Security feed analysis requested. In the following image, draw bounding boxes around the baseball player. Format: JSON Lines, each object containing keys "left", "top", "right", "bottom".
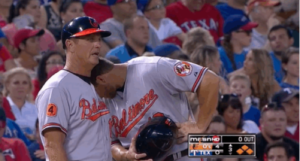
{"left": 35, "top": 16, "right": 112, "bottom": 161}
{"left": 90, "top": 57, "right": 219, "bottom": 161}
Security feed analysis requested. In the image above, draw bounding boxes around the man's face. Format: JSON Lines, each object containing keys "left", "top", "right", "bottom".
{"left": 22, "top": 36, "right": 40, "bottom": 55}
{"left": 269, "top": 29, "right": 293, "bottom": 53}
{"left": 128, "top": 17, "right": 149, "bottom": 46}
{"left": 261, "top": 110, "right": 287, "bottom": 140}
{"left": 95, "top": 74, "right": 117, "bottom": 99}
{"left": 267, "top": 147, "right": 290, "bottom": 161}
{"left": 70, "top": 34, "right": 102, "bottom": 67}
{"left": 113, "top": 0, "right": 137, "bottom": 18}
{"left": 282, "top": 97, "right": 299, "bottom": 123}
{"left": 185, "top": 0, "right": 205, "bottom": 11}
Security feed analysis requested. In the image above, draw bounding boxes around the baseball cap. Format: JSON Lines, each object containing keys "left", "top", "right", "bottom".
{"left": 61, "top": 16, "right": 111, "bottom": 49}
{"left": 247, "top": 0, "right": 281, "bottom": 13}
{"left": 153, "top": 44, "right": 181, "bottom": 57}
{"left": 271, "top": 88, "right": 299, "bottom": 104}
{"left": 0, "top": 108, "right": 6, "bottom": 128}
{"left": 223, "top": 14, "right": 258, "bottom": 35}
{"left": 13, "top": 28, "right": 45, "bottom": 48}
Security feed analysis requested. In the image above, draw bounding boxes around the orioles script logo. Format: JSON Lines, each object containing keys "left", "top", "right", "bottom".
{"left": 109, "top": 89, "right": 158, "bottom": 138}
{"left": 79, "top": 98, "right": 109, "bottom": 121}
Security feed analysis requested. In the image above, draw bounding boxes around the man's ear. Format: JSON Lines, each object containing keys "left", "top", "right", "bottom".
{"left": 65, "top": 39, "right": 75, "bottom": 53}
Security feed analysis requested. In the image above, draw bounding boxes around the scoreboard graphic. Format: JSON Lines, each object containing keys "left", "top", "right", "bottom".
{"left": 188, "top": 134, "right": 256, "bottom": 158}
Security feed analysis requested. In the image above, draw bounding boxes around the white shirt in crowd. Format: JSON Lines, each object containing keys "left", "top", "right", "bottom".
{"left": 149, "top": 18, "right": 182, "bottom": 41}
{"left": 243, "top": 120, "right": 260, "bottom": 134}
{"left": 7, "top": 96, "right": 38, "bottom": 135}
{"left": 244, "top": 29, "right": 267, "bottom": 51}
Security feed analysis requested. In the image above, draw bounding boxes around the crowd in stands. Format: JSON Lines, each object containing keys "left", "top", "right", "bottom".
{"left": 0, "top": 0, "right": 299, "bottom": 160}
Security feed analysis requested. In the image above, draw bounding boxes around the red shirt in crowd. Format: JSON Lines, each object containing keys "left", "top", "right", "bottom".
{"left": 0, "top": 44, "right": 13, "bottom": 72}
{"left": 2, "top": 97, "right": 15, "bottom": 121}
{"left": 83, "top": 1, "right": 113, "bottom": 24}
{"left": 0, "top": 138, "right": 31, "bottom": 161}
{"left": 166, "top": 2, "right": 224, "bottom": 44}
{"left": 285, "top": 123, "right": 299, "bottom": 143}
{"left": 32, "top": 79, "right": 40, "bottom": 101}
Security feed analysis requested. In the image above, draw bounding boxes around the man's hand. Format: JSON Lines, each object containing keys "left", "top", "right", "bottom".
{"left": 34, "top": 150, "right": 46, "bottom": 159}
{"left": 176, "top": 121, "right": 203, "bottom": 144}
{"left": 124, "top": 137, "right": 153, "bottom": 161}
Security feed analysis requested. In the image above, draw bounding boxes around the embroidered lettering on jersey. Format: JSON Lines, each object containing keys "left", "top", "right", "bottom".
{"left": 79, "top": 98, "right": 109, "bottom": 121}
{"left": 109, "top": 89, "right": 158, "bottom": 138}
{"left": 174, "top": 61, "right": 192, "bottom": 77}
{"left": 180, "top": 19, "right": 219, "bottom": 32}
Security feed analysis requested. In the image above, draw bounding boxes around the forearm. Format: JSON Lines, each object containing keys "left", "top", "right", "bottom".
{"left": 196, "top": 72, "right": 220, "bottom": 132}
{"left": 111, "top": 144, "right": 128, "bottom": 161}
{"left": 44, "top": 142, "right": 68, "bottom": 161}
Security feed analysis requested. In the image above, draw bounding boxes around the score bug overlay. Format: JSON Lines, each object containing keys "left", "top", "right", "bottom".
{"left": 188, "top": 134, "right": 256, "bottom": 158}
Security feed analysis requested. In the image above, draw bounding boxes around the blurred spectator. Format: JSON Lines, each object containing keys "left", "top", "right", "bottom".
{"left": 0, "top": 107, "right": 32, "bottom": 161}
{"left": 217, "top": 94, "right": 260, "bottom": 134}
{"left": 216, "top": 0, "right": 247, "bottom": 20}
{"left": 256, "top": 103, "right": 299, "bottom": 161}
{"left": 208, "top": 0, "right": 225, "bottom": 6}
{"left": 229, "top": 74, "right": 261, "bottom": 126}
{"left": 83, "top": 0, "right": 112, "bottom": 24}
{"left": 3, "top": 0, "right": 57, "bottom": 54}
{"left": 105, "top": 15, "right": 153, "bottom": 63}
{"left": 101, "top": 0, "right": 161, "bottom": 49}
{"left": 182, "top": 27, "right": 215, "bottom": 55}
{"left": 39, "top": 0, "right": 63, "bottom": 41}
{"left": 272, "top": 88, "right": 299, "bottom": 142}
{"left": 0, "top": 44, "right": 17, "bottom": 72}
{"left": 190, "top": 45, "right": 229, "bottom": 94}
{"left": 281, "top": 47, "right": 299, "bottom": 90}
{"left": 220, "top": 14, "right": 258, "bottom": 76}
{"left": 206, "top": 115, "right": 226, "bottom": 133}
{"left": 232, "top": 49, "right": 281, "bottom": 108}
{"left": 246, "top": 0, "right": 281, "bottom": 50}
{"left": 139, "top": 0, "right": 185, "bottom": 45}
{"left": 268, "top": 25, "right": 294, "bottom": 83}
{"left": 0, "top": 0, "right": 13, "bottom": 27}
{"left": 32, "top": 51, "right": 65, "bottom": 100}
{"left": 0, "top": 90, "right": 16, "bottom": 122}
{"left": 3, "top": 67, "right": 38, "bottom": 141}
{"left": 13, "top": 28, "right": 45, "bottom": 79}
{"left": 166, "top": 0, "right": 224, "bottom": 44}
{"left": 274, "top": 0, "right": 299, "bottom": 31}
{"left": 28, "top": 119, "right": 45, "bottom": 161}
{"left": 264, "top": 142, "right": 296, "bottom": 161}
{"left": 0, "top": 28, "right": 18, "bottom": 59}
{"left": 153, "top": 43, "right": 188, "bottom": 60}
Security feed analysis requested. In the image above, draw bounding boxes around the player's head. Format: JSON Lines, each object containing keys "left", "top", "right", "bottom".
{"left": 61, "top": 16, "right": 111, "bottom": 67}
{"left": 91, "top": 58, "right": 124, "bottom": 98}
{"left": 260, "top": 103, "right": 287, "bottom": 140}
{"left": 265, "top": 142, "right": 295, "bottom": 161}
{"left": 0, "top": 108, "right": 6, "bottom": 137}
{"left": 206, "top": 115, "right": 226, "bottom": 133}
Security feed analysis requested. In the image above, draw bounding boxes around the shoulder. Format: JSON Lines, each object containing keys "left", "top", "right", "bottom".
{"left": 40, "top": 70, "right": 70, "bottom": 89}
{"left": 128, "top": 56, "right": 162, "bottom": 66}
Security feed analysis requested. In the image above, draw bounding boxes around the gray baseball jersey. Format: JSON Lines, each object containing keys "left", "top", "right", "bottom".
{"left": 103, "top": 56, "right": 208, "bottom": 161}
{"left": 36, "top": 70, "right": 112, "bottom": 161}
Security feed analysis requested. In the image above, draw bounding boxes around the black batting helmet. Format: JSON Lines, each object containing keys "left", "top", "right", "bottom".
{"left": 61, "top": 16, "right": 111, "bottom": 49}
{"left": 135, "top": 116, "right": 178, "bottom": 160}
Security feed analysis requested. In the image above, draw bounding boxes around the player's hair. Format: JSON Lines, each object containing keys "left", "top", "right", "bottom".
{"left": 260, "top": 102, "right": 285, "bottom": 117}
{"left": 206, "top": 115, "right": 226, "bottom": 131}
{"left": 282, "top": 47, "right": 299, "bottom": 75}
{"left": 90, "top": 58, "right": 114, "bottom": 85}
{"left": 268, "top": 25, "right": 293, "bottom": 40}
{"left": 3, "top": 67, "right": 33, "bottom": 102}
{"left": 264, "top": 142, "right": 294, "bottom": 159}
{"left": 217, "top": 95, "right": 243, "bottom": 130}
{"left": 222, "top": 34, "right": 236, "bottom": 70}
{"left": 249, "top": 49, "right": 275, "bottom": 109}
{"left": 229, "top": 73, "right": 251, "bottom": 88}
{"left": 123, "top": 15, "right": 147, "bottom": 35}
{"left": 182, "top": 27, "right": 215, "bottom": 55}
{"left": 37, "top": 51, "right": 65, "bottom": 89}
{"left": 190, "top": 45, "right": 219, "bottom": 70}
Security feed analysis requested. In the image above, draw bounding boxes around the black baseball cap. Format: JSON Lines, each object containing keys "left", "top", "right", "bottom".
{"left": 272, "top": 88, "right": 299, "bottom": 103}
{"left": 61, "top": 16, "right": 111, "bottom": 49}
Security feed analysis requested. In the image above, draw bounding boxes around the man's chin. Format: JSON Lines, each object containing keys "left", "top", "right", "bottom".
{"left": 269, "top": 135, "right": 284, "bottom": 141}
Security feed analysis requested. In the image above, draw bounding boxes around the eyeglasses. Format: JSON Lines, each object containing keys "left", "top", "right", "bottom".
{"left": 262, "top": 102, "right": 283, "bottom": 112}
{"left": 145, "top": 4, "right": 164, "bottom": 11}
{"left": 220, "top": 94, "right": 238, "bottom": 102}
{"left": 235, "top": 30, "right": 252, "bottom": 36}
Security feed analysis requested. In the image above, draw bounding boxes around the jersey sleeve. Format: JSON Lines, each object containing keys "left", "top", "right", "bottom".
{"left": 36, "top": 87, "right": 70, "bottom": 135}
{"left": 157, "top": 58, "right": 208, "bottom": 94}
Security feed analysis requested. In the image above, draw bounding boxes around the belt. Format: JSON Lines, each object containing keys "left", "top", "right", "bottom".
{"left": 164, "top": 149, "right": 188, "bottom": 161}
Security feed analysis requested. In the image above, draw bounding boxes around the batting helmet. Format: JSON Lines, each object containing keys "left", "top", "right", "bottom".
{"left": 135, "top": 116, "right": 178, "bottom": 160}
{"left": 61, "top": 16, "right": 111, "bottom": 49}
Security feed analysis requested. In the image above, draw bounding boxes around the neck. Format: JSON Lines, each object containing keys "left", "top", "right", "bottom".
{"left": 262, "top": 131, "right": 283, "bottom": 143}
{"left": 0, "top": 6, "right": 10, "bottom": 21}
{"left": 10, "top": 96, "right": 26, "bottom": 109}
{"left": 273, "top": 51, "right": 282, "bottom": 61}
{"left": 231, "top": 41, "right": 244, "bottom": 54}
{"left": 149, "top": 19, "right": 161, "bottom": 30}
{"left": 283, "top": 74, "right": 299, "bottom": 86}
{"left": 64, "top": 54, "right": 94, "bottom": 77}
{"left": 127, "top": 39, "right": 145, "bottom": 56}
{"left": 181, "top": 0, "right": 201, "bottom": 12}
{"left": 227, "top": 0, "right": 245, "bottom": 10}
{"left": 18, "top": 52, "right": 38, "bottom": 70}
